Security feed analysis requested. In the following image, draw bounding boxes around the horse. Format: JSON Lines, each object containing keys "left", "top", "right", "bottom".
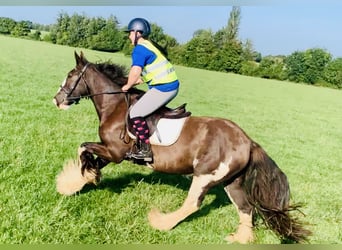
{"left": 53, "top": 51, "right": 311, "bottom": 244}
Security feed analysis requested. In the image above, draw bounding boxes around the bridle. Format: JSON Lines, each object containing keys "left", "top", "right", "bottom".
{"left": 60, "top": 62, "right": 136, "bottom": 144}
{"left": 58, "top": 62, "right": 134, "bottom": 145}
{"left": 60, "top": 63, "right": 127, "bottom": 104}
{"left": 59, "top": 63, "right": 90, "bottom": 104}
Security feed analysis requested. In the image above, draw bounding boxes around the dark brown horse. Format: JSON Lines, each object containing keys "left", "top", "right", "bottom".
{"left": 53, "top": 51, "right": 311, "bottom": 244}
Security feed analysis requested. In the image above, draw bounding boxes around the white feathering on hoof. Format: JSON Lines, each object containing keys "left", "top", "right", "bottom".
{"left": 56, "top": 159, "right": 99, "bottom": 196}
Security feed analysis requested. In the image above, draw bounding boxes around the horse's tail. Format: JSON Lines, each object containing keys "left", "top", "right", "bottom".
{"left": 243, "top": 142, "right": 312, "bottom": 243}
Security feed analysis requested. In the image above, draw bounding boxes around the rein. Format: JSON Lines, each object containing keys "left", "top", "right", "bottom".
{"left": 60, "top": 61, "right": 132, "bottom": 144}
{"left": 61, "top": 62, "right": 127, "bottom": 102}
{"left": 66, "top": 90, "right": 127, "bottom": 101}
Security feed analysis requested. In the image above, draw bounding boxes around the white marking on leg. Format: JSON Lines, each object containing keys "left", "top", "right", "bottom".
{"left": 225, "top": 210, "right": 254, "bottom": 244}
{"left": 225, "top": 183, "right": 254, "bottom": 243}
{"left": 190, "top": 156, "right": 233, "bottom": 208}
{"left": 149, "top": 175, "right": 204, "bottom": 230}
{"left": 190, "top": 157, "right": 232, "bottom": 208}
{"left": 149, "top": 157, "right": 233, "bottom": 230}
{"left": 197, "top": 156, "right": 232, "bottom": 185}
{"left": 211, "top": 157, "right": 232, "bottom": 181}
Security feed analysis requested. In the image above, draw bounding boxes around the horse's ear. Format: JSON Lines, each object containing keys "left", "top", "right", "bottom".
{"left": 74, "top": 51, "right": 82, "bottom": 66}
{"left": 74, "top": 51, "right": 89, "bottom": 67}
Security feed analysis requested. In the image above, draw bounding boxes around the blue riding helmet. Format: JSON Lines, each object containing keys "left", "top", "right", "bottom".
{"left": 126, "top": 18, "right": 151, "bottom": 38}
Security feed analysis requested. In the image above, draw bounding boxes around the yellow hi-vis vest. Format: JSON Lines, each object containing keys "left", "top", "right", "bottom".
{"left": 140, "top": 40, "right": 178, "bottom": 85}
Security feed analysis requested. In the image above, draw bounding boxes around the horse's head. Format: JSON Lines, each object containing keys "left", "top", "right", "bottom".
{"left": 53, "top": 51, "right": 90, "bottom": 110}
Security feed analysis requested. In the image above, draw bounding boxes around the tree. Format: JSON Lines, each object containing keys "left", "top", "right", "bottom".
{"left": 0, "top": 17, "right": 16, "bottom": 34}
{"left": 240, "top": 60, "right": 259, "bottom": 77}
{"left": 285, "top": 51, "right": 307, "bottom": 83}
{"left": 208, "top": 7, "right": 243, "bottom": 73}
{"left": 30, "top": 30, "right": 41, "bottom": 40}
{"left": 11, "top": 21, "right": 31, "bottom": 37}
{"left": 210, "top": 40, "right": 243, "bottom": 73}
{"left": 323, "top": 58, "right": 342, "bottom": 88}
{"left": 66, "top": 13, "right": 88, "bottom": 47}
{"left": 182, "top": 29, "right": 216, "bottom": 69}
{"left": 212, "top": 6, "right": 241, "bottom": 48}
{"left": 285, "top": 48, "right": 332, "bottom": 84}
{"left": 149, "top": 23, "right": 178, "bottom": 56}
{"left": 51, "top": 12, "right": 71, "bottom": 45}
{"left": 241, "top": 39, "right": 259, "bottom": 62}
{"left": 168, "top": 44, "right": 186, "bottom": 65}
{"left": 225, "top": 6, "right": 241, "bottom": 42}
{"left": 256, "top": 56, "right": 286, "bottom": 80}
{"left": 89, "top": 15, "right": 123, "bottom": 52}
{"left": 303, "top": 48, "right": 332, "bottom": 84}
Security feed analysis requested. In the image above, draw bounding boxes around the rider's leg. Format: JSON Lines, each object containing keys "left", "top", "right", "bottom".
{"left": 129, "top": 88, "right": 178, "bottom": 161}
{"left": 130, "top": 116, "right": 152, "bottom": 161}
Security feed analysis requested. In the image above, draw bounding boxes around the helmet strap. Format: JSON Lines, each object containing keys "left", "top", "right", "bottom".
{"left": 134, "top": 31, "right": 143, "bottom": 46}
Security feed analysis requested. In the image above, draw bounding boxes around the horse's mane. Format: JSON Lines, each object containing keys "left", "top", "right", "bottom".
{"left": 93, "top": 60, "right": 144, "bottom": 95}
{"left": 94, "top": 61, "right": 128, "bottom": 86}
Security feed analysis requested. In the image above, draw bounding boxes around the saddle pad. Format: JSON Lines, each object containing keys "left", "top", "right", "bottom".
{"left": 149, "top": 117, "right": 188, "bottom": 146}
{"left": 127, "top": 117, "right": 188, "bottom": 146}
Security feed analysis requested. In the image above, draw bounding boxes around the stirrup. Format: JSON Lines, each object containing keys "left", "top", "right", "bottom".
{"left": 125, "top": 151, "right": 133, "bottom": 159}
{"left": 130, "top": 150, "right": 153, "bottom": 162}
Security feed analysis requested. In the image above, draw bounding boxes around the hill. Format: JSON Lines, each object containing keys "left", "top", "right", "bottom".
{"left": 0, "top": 35, "right": 341, "bottom": 243}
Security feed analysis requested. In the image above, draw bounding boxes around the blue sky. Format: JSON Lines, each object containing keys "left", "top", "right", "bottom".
{"left": 0, "top": 5, "right": 341, "bottom": 57}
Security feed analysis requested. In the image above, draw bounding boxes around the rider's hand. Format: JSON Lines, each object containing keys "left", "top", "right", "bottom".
{"left": 121, "top": 84, "right": 131, "bottom": 92}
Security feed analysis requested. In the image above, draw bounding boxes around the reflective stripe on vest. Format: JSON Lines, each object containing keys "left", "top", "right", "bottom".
{"left": 140, "top": 41, "right": 178, "bottom": 85}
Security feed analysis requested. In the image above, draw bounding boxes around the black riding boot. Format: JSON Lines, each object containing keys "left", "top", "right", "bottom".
{"left": 132, "top": 140, "right": 152, "bottom": 162}
{"left": 131, "top": 117, "right": 153, "bottom": 162}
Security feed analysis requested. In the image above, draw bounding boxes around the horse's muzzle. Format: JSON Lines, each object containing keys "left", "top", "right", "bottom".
{"left": 53, "top": 97, "right": 71, "bottom": 110}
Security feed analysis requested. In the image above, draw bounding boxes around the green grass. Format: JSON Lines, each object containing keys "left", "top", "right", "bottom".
{"left": 0, "top": 35, "right": 341, "bottom": 244}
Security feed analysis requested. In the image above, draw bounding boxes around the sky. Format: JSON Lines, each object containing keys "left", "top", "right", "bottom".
{"left": 0, "top": 5, "right": 341, "bottom": 57}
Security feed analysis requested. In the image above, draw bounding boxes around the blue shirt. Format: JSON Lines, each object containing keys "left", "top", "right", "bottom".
{"left": 132, "top": 44, "right": 179, "bottom": 92}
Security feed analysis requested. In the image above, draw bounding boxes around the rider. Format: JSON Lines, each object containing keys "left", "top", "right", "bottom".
{"left": 121, "top": 18, "right": 180, "bottom": 162}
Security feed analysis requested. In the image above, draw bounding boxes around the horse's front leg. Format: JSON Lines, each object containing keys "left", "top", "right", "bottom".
{"left": 56, "top": 142, "right": 113, "bottom": 196}
{"left": 78, "top": 142, "right": 113, "bottom": 172}
{"left": 79, "top": 141, "right": 127, "bottom": 164}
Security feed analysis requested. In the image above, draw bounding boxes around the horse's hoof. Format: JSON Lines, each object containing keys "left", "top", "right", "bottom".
{"left": 148, "top": 208, "right": 175, "bottom": 231}
{"left": 56, "top": 159, "right": 100, "bottom": 196}
{"left": 56, "top": 160, "right": 86, "bottom": 195}
{"left": 225, "top": 232, "right": 254, "bottom": 244}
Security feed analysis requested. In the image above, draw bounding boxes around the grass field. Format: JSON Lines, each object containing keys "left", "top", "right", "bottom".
{"left": 0, "top": 35, "right": 341, "bottom": 244}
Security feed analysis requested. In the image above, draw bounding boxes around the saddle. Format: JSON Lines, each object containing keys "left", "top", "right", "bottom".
{"left": 127, "top": 103, "right": 191, "bottom": 146}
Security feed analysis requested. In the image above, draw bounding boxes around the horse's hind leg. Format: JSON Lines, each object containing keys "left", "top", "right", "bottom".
{"left": 224, "top": 176, "right": 254, "bottom": 244}
{"left": 148, "top": 156, "right": 235, "bottom": 230}
{"left": 148, "top": 174, "right": 213, "bottom": 231}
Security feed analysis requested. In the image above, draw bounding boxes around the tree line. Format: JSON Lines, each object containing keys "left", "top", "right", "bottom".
{"left": 0, "top": 8, "right": 341, "bottom": 89}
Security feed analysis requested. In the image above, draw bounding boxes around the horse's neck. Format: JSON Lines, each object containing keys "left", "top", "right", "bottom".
{"left": 88, "top": 67, "right": 126, "bottom": 120}
{"left": 88, "top": 66, "right": 123, "bottom": 94}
